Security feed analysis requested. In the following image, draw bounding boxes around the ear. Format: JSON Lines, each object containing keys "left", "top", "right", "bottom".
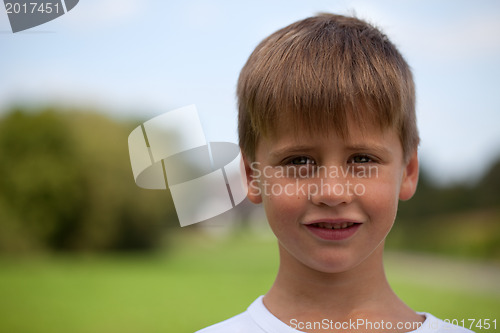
{"left": 399, "top": 150, "right": 419, "bottom": 201}
{"left": 243, "top": 154, "right": 262, "bottom": 204}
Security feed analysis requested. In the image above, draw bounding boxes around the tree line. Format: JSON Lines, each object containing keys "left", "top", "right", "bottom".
{"left": 0, "top": 106, "right": 498, "bottom": 258}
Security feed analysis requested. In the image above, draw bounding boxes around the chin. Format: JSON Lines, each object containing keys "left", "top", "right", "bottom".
{"left": 300, "top": 249, "right": 363, "bottom": 274}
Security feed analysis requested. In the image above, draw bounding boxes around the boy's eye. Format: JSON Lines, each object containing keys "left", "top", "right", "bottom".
{"left": 287, "top": 156, "right": 316, "bottom": 165}
{"left": 284, "top": 156, "right": 316, "bottom": 178}
{"left": 349, "top": 154, "right": 374, "bottom": 164}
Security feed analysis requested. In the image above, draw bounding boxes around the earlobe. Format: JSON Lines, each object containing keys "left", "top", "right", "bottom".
{"left": 399, "top": 150, "right": 419, "bottom": 201}
{"left": 243, "top": 155, "right": 262, "bottom": 204}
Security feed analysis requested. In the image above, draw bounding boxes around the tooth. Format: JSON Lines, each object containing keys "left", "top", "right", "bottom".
{"left": 340, "top": 223, "right": 347, "bottom": 229}
{"left": 333, "top": 224, "right": 341, "bottom": 229}
{"left": 346, "top": 222, "right": 353, "bottom": 227}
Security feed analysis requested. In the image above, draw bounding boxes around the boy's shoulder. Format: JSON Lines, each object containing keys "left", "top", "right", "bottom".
{"left": 195, "top": 311, "right": 260, "bottom": 333}
{"left": 195, "top": 295, "right": 296, "bottom": 333}
{"left": 194, "top": 296, "right": 263, "bottom": 333}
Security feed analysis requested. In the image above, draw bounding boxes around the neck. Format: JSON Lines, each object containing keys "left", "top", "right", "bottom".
{"left": 264, "top": 243, "right": 407, "bottom": 322}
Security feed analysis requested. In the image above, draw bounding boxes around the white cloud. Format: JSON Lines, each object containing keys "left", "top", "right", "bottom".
{"left": 344, "top": 0, "right": 500, "bottom": 62}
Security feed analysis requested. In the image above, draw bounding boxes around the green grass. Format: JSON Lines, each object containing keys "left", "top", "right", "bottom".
{"left": 0, "top": 232, "right": 498, "bottom": 333}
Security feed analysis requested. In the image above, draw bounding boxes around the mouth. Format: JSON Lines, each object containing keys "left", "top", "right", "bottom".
{"left": 303, "top": 220, "right": 361, "bottom": 241}
{"left": 308, "top": 221, "right": 357, "bottom": 230}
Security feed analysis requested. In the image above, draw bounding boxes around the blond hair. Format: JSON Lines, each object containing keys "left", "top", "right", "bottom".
{"left": 237, "top": 13, "right": 419, "bottom": 161}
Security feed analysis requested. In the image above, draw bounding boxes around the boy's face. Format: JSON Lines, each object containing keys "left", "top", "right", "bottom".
{"left": 244, "top": 119, "right": 419, "bottom": 274}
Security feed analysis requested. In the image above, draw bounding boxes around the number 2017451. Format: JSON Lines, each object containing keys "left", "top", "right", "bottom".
{"left": 5, "top": 2, "right": 61, "bottom": 14}
{"left": 444, "top": 319, "right": 497, "bottom": 330}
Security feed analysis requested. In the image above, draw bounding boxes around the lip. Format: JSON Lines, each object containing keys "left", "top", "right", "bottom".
{"left": 303, "top": 219, "right": 362, "bottom": 241}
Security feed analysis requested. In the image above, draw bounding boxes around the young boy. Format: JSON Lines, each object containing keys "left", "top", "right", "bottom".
{"left": 197, "top": 13, "right": 473, "bottom": 333}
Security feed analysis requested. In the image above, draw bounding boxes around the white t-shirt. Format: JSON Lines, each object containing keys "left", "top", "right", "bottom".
{"left": 195, "top": 296, "right": 474, "bottom": 333}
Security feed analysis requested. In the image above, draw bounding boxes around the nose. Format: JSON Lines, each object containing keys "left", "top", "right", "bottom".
{"left": 309, "top": 177, "right": 354, "bottom": 207}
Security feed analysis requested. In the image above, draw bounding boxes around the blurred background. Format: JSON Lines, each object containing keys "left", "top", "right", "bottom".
{"left": 0, "top": 1, "right": 499, "bottom": 332}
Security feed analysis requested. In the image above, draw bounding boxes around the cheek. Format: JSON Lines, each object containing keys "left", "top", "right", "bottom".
{"left": 361, "top": 177, "right": 400, "bottom": 224}
{"left": 261, "top": 179, "right": 307, "bottom": 229}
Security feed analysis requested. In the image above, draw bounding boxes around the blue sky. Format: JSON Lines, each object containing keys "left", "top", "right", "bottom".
{"left": 1, "top": 0, "right": 499, "bottom": 184}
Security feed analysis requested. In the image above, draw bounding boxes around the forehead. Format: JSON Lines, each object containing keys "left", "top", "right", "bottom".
{"left": 271, "top": 112, "right": 389, "bottom": 142}
{"left": 257, "top": 116, "right": 403, "bottom": 158}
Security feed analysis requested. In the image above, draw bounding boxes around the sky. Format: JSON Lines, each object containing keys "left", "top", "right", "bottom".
{"left": 1, "top": 0, "right": 499, "bottom": 185}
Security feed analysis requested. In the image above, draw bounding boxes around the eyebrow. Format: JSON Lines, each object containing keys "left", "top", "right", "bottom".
{"left": 268, "top": 143, "right": 391, "bottom": 159}
{"left": 268, "top": 145, "right": 316, "bottom": 159}
{"left": 344, "top": 144, "right": 391, "bottom": 155}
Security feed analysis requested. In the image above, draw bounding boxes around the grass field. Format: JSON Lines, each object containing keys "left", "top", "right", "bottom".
{"left": 0, "top": 232, "right": 498, "bottom": 333}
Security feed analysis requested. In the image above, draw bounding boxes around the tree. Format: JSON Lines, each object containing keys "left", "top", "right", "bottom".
{"left": 0, "top": 107, "right": 177, "bottom": 253}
